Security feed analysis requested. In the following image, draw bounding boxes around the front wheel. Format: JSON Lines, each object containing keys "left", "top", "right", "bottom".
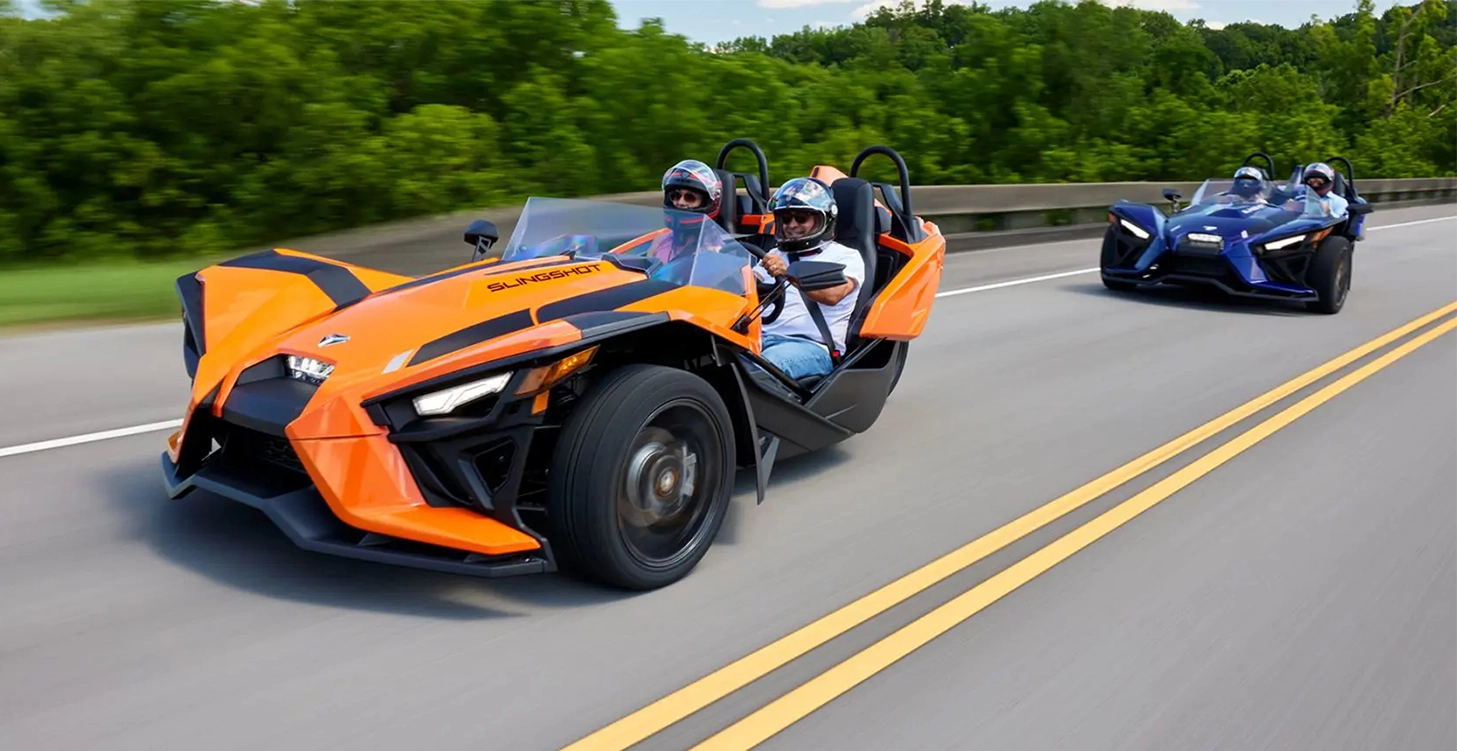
{"left": 546, "top": 364, "right": 736, "bottom": 590}
{"left": 1305, "top": 235, "right": 1352, "bottom": 315}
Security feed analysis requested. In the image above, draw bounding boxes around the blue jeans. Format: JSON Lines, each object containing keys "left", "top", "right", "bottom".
{"left": 760, "top": 333, "right": 832, "bottom": 380}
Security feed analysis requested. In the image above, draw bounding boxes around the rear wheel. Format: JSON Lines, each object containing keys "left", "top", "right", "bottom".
{"left": 546, "top": 364, "right": 735, "bottom": 590}
{"left": 1305, "top": 235, "right": 1352, "bottom": 314}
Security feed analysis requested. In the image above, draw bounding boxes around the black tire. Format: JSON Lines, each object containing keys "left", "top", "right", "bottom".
{"left": 1305, "top": 235, "right": 1352, "bottom": 314}
{"left": 546, "top": 364, "right": 736, "bottom": 590}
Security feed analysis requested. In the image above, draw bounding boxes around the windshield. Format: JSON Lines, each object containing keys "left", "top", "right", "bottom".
{"left": 1289, "top": 189, "right": 1345, "bottom": 220}
{"left": 1189, "top": 177, "right": 1276, "bottom": 206}
{"left": 498, "top": 197, "right": 757, "bottom": 296}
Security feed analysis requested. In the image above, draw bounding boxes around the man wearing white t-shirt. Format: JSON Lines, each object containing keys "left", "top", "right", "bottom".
{"left": 752, "top": 177, "right": 865, "bottom": 380}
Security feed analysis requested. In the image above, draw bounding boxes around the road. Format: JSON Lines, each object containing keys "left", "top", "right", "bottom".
{"left": 1, "top": 204, "right": 1453, "bottom": 751}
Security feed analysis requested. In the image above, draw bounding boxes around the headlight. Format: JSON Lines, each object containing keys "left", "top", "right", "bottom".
{"left": 1262, "top": 234, "right": 1306, "bottom": 251}
{"left": 1118, "top": 218, "right": 1150, "bottom": 240}
{"left": 1186, "top": 232, "right": 1222, "bottom": 244}
{"left": 412, "top": 372, "right": 513, "bottom": 416}
{"left": 287, "top": 355, "right": 334, "bottom": 385}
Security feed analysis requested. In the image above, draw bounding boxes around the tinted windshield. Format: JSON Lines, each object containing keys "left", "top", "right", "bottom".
{"left": 1189, "top": 177, "right": 1276, "bottom": 206}
{"left": 499, "top": 197, "right": 756, "bottom": 296}
{"left": 1291, "top": 189, "right": 1344, "bottom": 220}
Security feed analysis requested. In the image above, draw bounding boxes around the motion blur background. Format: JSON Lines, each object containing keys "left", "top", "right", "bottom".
{"left": 0, "top": 0, "right": 1452, "bottom": 327}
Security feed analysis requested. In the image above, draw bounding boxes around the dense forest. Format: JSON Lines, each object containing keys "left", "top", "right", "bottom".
{"left": 0, "top": 0, "right": 1452, "bottom": 263}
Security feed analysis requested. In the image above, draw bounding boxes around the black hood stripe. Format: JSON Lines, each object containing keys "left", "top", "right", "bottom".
{"left": 408, "top": 309, "right": 537, "bottom": 367}
{"left": 405, "top": 279, "right": 680, "bottom": 367}
{"left": 536, "top": 279, "right": 679, "bottom": 323}
{"left": 220, "top": 250, "right": 373, "bottom": 309}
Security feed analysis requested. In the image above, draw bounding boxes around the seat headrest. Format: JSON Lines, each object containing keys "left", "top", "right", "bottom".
{"left": 829, "top": 178, "right": 876, "bottom": 260}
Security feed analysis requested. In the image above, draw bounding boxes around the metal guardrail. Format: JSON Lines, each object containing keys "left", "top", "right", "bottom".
{"left": 278, "top": 177, "right": 1457, "bottom": 277}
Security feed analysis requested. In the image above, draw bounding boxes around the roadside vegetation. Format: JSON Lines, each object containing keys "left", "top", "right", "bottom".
{"left": 0, "top": 0, "right": 1451, "bottom": 325}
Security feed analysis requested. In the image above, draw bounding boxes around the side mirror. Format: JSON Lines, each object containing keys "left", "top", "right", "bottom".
{"left": 464, "top": 219, "right": 500, "bottom": 261}
{"left": 788, "top": 259, "right": 848, "bottom": 291}
{"left": 1348, "top": 202, "right": 1374, "bottom": 216}
{"left": 1161, "top": 187, "right": 1183, "bottom": 213}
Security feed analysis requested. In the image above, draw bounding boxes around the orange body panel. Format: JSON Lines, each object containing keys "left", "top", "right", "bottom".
{"left": 294, "top": 434, "right": 541, "bottom": 556}
{"left": 359, "top": 320, "right": 584, "bottom": 401}
{"left": 174, "top": 238, "right": 763, "bottom": 557}
{"left": 810, "top": 165, "right": 849, "bottom": 184}
{"left": 859, "top": 222, "right": 947, "bottom": 340}
{"left": 618, "top": 285, "right": 758, "bottom": 352}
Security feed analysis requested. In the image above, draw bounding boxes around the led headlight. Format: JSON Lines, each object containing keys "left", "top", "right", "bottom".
{"left": 1118, "top": 218, "right": 1150, "bottom": 240}
{"left": 1186, "top": 232, "right": 1222, "bottom": 244}
{"left": 412, "top": 372, "right": 513, "bottom": 416}
{"left": 286, "top": 355, "right": 334, "bottom": 385}
{"left": 1262, "top": 234, "right": 1306, "bottom": 251}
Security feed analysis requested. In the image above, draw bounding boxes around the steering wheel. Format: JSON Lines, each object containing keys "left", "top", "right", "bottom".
{"left": 757, "top": 277, "right": 787, "bottom": 324}
{"left": 731, "top": 234, "right": 792, "bottom": 324}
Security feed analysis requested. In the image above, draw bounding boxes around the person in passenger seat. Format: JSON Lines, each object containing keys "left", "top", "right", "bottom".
{"left": 648, "top": 159, "right": 725, "bottom": 266}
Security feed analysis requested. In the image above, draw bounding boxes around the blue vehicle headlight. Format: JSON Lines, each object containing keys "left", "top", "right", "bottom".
{"left": 1118, "top": 218, "right": 1150, "bottom": 240}
{"left": 1255, "top": 233, "right": 1308, "bottom": 254}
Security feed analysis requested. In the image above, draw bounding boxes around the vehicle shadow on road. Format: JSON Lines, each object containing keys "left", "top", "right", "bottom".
{"left": 714, "top": 445, "right": 854, "bottom": 546}
{"left": 106, "top": 457, "right": 627, "bottom": 618}
{"left": 1066, "top": 281, "right": 1311, "bottom": 317}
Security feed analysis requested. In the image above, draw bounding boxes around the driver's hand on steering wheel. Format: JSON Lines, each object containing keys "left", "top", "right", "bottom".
{"left": 762, "top": 251, "right": 788, "bottom": 278}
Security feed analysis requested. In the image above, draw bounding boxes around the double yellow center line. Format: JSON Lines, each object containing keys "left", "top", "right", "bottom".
{"left": 563, "top": 299, "right": 1457, "bottom": 751}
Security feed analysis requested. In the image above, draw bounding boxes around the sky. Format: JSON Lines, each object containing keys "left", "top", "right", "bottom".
{"left": 608, "top": 0, "right": 1412, "bottom": 44}
{"left": 5, "top": 0, "right": 1414, "bottom": 41}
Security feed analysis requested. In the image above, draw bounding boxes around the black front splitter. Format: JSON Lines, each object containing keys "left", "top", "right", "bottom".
{"left": 160, "top": 452, "right": 555, "bottom": 579}
{"left": 1101, "top": 271, "right": 1319, "bottom": 302}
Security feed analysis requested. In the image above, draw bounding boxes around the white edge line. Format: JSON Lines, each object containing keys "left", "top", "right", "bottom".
{"left": 0, "top": 419, "right": 183, "bottom": 460}
{"left": 3, "top": 213, "right": 1450, "bottom": 459}
{"left": 935, "top": 267, "right": 1100, "bottom": 297}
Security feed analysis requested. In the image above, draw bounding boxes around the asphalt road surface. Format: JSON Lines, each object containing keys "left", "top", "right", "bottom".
{"left": 2, "top": 205, "right": 1454, "bottom": 751}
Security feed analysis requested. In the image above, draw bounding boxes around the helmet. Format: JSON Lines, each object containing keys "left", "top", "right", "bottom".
{"left": 768, "top": 177, "right": 837, "bottom": 254}
{"left": 1231, "top": 166, "right": 1264, "bottom": 198}
{"left": 661, "top": 159, "right": 723, "bottom": 236}
{"left": 1302, "top": 162, "right": 1336, "bottom": 196}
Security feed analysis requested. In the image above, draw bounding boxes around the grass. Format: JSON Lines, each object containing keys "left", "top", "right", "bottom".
{"left": 0, "top": 256, "right": 223, "bottom": 332}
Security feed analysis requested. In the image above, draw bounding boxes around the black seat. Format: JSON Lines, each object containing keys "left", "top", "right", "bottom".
{"left": 827, "top": 177, "right": 879, "bottom": 353}
{"left": 712, "top": 169, "right": 741, "bottom": 234}
{"left": 714, "top": 168, "right": 775, "bottom": 236}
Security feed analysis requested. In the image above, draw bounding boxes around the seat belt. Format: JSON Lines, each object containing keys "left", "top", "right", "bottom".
{"left": 802, "top": 296, "right": 842, "bottom": 363}
{"left": 778, "top": 246, "right": 841, "bottom": 363}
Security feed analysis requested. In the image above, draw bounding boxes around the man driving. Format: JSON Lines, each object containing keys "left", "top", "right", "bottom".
{"left": 753, "top": 177, "right": 864, "bottom": 380}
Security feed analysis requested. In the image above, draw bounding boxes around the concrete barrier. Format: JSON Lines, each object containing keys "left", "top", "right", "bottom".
{"left": 268, "top": 177, "right": 1457, "bottom": 277}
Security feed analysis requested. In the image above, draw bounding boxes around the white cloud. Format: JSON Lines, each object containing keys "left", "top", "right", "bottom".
{"left": 1206, "top": 20, "right": 1226, "bottom": 29}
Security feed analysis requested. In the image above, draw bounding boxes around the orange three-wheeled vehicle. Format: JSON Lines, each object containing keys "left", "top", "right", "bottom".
{"left": 161, "top": 141, "right": 947, "bottom": 590}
